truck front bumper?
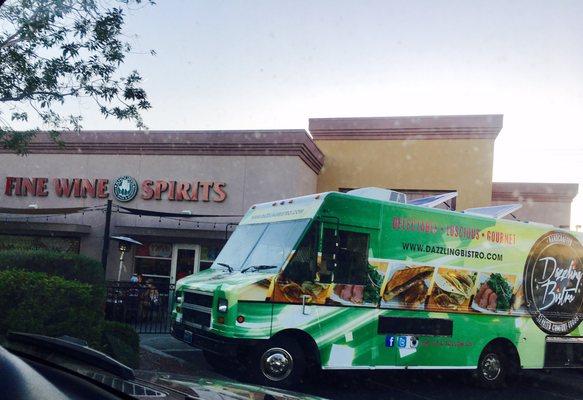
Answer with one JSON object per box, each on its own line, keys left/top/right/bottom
{"left": 171, "top": 322, "right": 262, "bottom": 358}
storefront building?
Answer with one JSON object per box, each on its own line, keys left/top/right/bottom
{"left": 0, "top": 114, "right": 577, "bottom": 284}
{"left": 0, "top": 130, "right": 323, "bottom": 284}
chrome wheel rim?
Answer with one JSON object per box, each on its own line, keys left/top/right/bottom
{"left": 482, "top": 353, "right": 502, "bottom": 381}
{"left": 260, "top": 347, "right": 293, "bottom": 381}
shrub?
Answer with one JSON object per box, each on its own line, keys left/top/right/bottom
{"left": 0, "top": 270, "right": 103, "bottom": 346}
{"left": 0, "top": 249, "right": 103, "bottom": 286}
{"left": 100, "top": 320, "right": 140, "bottom": 369}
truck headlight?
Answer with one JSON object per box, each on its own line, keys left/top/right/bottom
{"left": 217, "top": 298, "right": 228, "bottom": 313}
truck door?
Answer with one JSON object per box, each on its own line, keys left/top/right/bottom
{"left": 271, "top": 222, "right": 323, "bottom": 340}
{"left": 315, "top": 227, "right": 376, "bottom": 369}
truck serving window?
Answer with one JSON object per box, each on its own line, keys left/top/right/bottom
{"left": 333, "top": 230, "right": 369, "bottom": 285}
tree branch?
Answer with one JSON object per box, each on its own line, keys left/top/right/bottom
{"left": 0, "top": 32, "right": 22, "bottom": 49}
{"left": 0, "top": 90, "right": 77, "bottom": 102}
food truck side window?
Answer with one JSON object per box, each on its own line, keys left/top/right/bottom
{"left": 333, "top": 230, "right": 369, "bottom": 285}
{"left": 280, "top": 223, "right": 319, "bottom": 283}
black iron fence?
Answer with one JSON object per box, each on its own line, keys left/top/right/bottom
{"left": 105, "top": 281, "right": 174, "bottom": 333}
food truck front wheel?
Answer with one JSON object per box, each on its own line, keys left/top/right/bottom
{"left": 251, "top": 336, "right": 306, "bottom": 388}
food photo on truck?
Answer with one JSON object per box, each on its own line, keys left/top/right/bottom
{"left": 170, "top": 187, "right": 583, "bottom": 388}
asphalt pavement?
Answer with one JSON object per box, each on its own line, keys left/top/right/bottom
{"left": 139, "top": 334, "right": 583, "bottom": 400}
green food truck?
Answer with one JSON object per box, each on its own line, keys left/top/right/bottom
{"left": 170, "top": 188, "right": 583, "bottom": 388}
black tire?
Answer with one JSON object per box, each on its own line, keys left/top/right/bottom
{"left": 203, "top": 350, "right": 233, "bottom": 373}
{"left": 474, "top": 344, "right": 509, "bottom": 389}
{"left": 250, "top": 336, "right": 306, "bottom": 388}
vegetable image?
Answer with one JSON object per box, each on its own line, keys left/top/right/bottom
{"left": 364, "top": 264, "right": 384, "bottom": 304}
{"left": 474, "top": 273, "right": 513, "bottom": 311}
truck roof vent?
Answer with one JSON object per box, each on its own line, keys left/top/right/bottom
{"left": 408, "top": 192, "right": 458, "bottom": 208}
{"left": 346, "top": 187, "right": 408, "bottom": 203}
{"left": 463, "top": 204, "right": 522, "bottom": 219}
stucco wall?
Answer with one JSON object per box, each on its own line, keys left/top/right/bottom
{"left": 0, "top": 154, "right": 317, "bottom": 212}
{"left": 315, "top": 139, "right": 495, "bottom": 210}
{"left": 0, "top": 153, "right": 318, "bottom": 278}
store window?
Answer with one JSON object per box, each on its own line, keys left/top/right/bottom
{"left": 175, "top": 247, "right": 197, "bottom": 281}
{"left": 199, "top": 245, "right": 220, "bottom": 271}
{"left": 0, "top": 234, "right": 80, "bottom": 253}
{"left": 134, "top": 241, "right": 172, "bottom": 284}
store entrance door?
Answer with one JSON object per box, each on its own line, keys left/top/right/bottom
{"left": 171, "top": 244, "right": 201, "bottom": 284}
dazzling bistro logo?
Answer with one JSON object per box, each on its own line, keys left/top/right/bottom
{"left": 112, "top": 176, "right": 139, "bottom": 202}
{"left": 524, "top": 230, "right": 583, "bottom": 334}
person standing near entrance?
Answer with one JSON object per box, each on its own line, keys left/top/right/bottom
{"left": 141, "top": 279, "right": 161, "bottom": 321}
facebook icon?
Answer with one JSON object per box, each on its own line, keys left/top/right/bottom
{"left": 385, "top": 336, "right": 395, "bottom": 347}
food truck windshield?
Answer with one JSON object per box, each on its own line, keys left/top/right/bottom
{"left": 211, "top": 218, "right": 311, "bottom": 273}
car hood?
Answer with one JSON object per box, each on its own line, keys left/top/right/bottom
{"left": 176, "top": 268, "right": 276, "bottom": 294}
{"left": 136, "top": 370, "right": 325, "bottom": 400}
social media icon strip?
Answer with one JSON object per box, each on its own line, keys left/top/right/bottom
{"left": 386, "top": 335, "right": 419, "bottom": 349}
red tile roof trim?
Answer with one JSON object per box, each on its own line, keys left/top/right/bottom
{"left": 492, "top": 182, "right": 579, "bottom": 203}
{"left": 2, "top": 130, "right": 325, "bottom": 174}
{"left": 309, "top": 114, "right": 503, "bottom": 140}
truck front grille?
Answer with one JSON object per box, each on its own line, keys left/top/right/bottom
{"left": 182, "top": 308, "right": 211, "bottom": 328}
{"left": 183, "top": 291, "right": 213, "bottom": 308}
{"left": 182, "top": 290, "right": 212, "bottom": 328}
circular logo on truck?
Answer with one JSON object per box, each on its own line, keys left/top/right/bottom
{"left": 113, "top": 176, "right": 138, "bottom": 202}
{"left": 524, "top": 230, "right": 583, "bottom": 334}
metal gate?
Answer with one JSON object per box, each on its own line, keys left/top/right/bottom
{"left": 105, "top": 281, "right": 174, "bottom": 333}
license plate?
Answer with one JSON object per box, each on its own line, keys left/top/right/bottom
{"left": 183, "top": 330, "right": 193, "bottom": 343}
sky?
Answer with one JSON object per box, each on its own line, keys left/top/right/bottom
{"left": 34, "top": 0, "right": 583, "bottom": 227}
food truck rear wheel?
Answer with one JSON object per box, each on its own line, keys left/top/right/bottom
{"left": 252, "top": 336, "right": 306, "bottom": 388}
{"left": 474, "top": 344, "right": 509, "bottom": 389}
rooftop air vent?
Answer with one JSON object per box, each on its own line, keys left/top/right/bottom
{"left": 346, "top": 187, "right": 407, "bottom": 203}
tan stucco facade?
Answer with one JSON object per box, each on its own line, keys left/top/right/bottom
{"left": 314, "top": 139, "right": 495, "bottom": 210}
{"left": 310, "top": 115, "right": 501, "bottom": 210}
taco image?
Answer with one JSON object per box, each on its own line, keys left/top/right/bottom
{"left": 430, "top": 269, "right": 476, "bottom": 310}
